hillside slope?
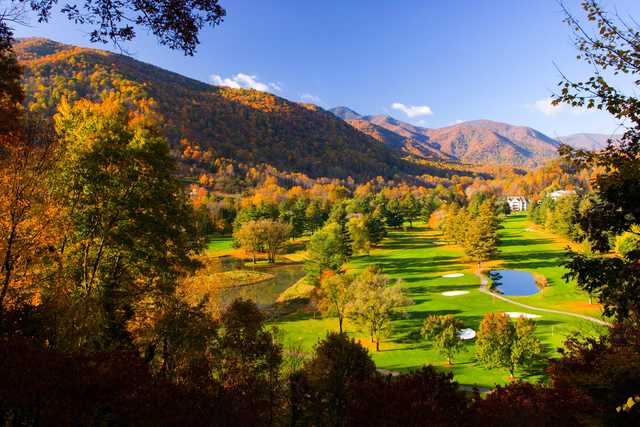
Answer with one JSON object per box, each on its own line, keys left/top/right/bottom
{"left": 558, "top": 133, "right": 619, "bottom": 150}
{"left": 330, "top": 107, "right": 561, "bottom": 167}
{"left": 424, "top": 120, "right": 560, "bottom": 166}
{"left": 15, "top": 38, "right": 419, "bottom": 181}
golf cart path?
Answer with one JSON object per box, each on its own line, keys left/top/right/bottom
{"left": 474, "top": 272, "right": 612, "bottom": 327}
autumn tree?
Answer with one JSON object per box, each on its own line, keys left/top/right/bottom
{"left": 0, "top": 20, "right": 21, "bottom": 134}
{"left": 347, "top": 367, "right": 471, "bottom": 427}
{"left": 444, "top": 198, "right": 502, "bottom": 268}
{"left": 0, "top": 115, "right": 58, "bottom": 316}
{"left": 442, "top": 203, "right": 470, "bottom": 244}
{"left": 347, "top": 214, "right": 370, "bottom": 255}
{"left": 400, "top": 194, "right": 420, "bottom": 228}
{"left": 382, "top": 198, "right": 404, "bottom": 229}
{"left": 262, "top": 219, "right": 291, "bottom": 264}
{"left": 463, "top": 216, "right": 500, "bottom": 269}
{"left": 233, "top": 220, "right": 267, "bottom": 264}
{"left": 302, "top": 332, "right": 376, "bottom": 427}
{"left": 554, "top": 0, "right": 640, "bottom": 322}
{"left": 548, "top": 323, "right": 640, "bottom": 425}
{"left": 615, "top": 228, "right": 640, "bottom": 261}
{"left": 421, "top": 314, "right": 465, "bottom": 365}
{"left": 304, "top": 222, "right": 350, "bottom": 284}
{"left": 318, "top": 273, "right": 355, "bottom": 334}
{"left": 50, "top": 94, "right": 200, "bottom": 350}
{"left": 366, "top": 208, "right": 387, "bottom": 245}
{"left": 471, "top": 382, "right": 592, "bottom": 427}
{"left": 475, "top": 313, "right": 542, "bottom": 378}
{"left": 0, "top": 32, "right": 58, "bottom": 317}
{"left": 234, "top": 218, "right": 291, "bottom": 264}
{"left": 210, "top": 299, "right": 283, "bottom": 424}
{"left": 348, "top": 268, "right": 412, "bottom": 352}
{"left": 138, "top": 296, "right": 219, "bottom": 384}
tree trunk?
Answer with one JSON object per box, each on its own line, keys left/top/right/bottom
{"left": 338, "top": 316, "right": 343, "bottom": 334}
{"left": 375, "top": 338, "right": 380, "bottom": 352}
{"left": 0, "top": 224, "right": 17, "bottom": 314}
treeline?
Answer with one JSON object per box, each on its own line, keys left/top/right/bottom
{"left": 529, "top": 192, "right": 640, "bottom": 260}
{"left": 209, "top": 178, "right": 460, "bottom": 240}
{"left": 529, "top": 193, "right": 584, "bottom": 241}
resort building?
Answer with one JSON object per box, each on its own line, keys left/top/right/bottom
{"left": 506, "top": 196, "right": 529, "bottom": 212}
{"left": 548, "top": 189, "right": 576, "bottom": 201}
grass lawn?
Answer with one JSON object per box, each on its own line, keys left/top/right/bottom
{"left": 497, "top": 217, "right": 602, "bottom": 317}
{"left": 205, "top": 235, "right": 234, "bottom": 254}
{"left": 274, "top": 214, "right": 607, "bottom": 389}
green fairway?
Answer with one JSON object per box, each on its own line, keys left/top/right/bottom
{"left": 274, "top": 214, "right": 606, "bottom": 389}
{"left": 205, "top": 235, "right": 234, "bottom": 253}
{"left": 498, "top": 216, "right": 601, "bottom": 317}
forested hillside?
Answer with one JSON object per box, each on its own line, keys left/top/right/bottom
{"left": 331, "top": 106, "right": 561, "bottom": 167}
{"left": 15, "top": 38, "right": 422, "bottom": 181}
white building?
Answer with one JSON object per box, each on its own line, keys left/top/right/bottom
{"left": 548, "top": 189, "right": 576, "bottom": 201}
{"left": 506, "top": 196, "right": 529, "bottom": 212}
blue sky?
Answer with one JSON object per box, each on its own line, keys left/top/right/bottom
{"left": 13, "top": 0, "right": 640, "bottom": 136}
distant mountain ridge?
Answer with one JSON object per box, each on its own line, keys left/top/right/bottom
{"left": 330, "top": 107, "right": 612, "bottom": 167}
{"left": 557, "top": 133, "right": 619, "bottom": 150}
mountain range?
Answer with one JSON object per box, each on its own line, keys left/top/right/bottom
{"left": 329, "top": 107, "right": 614, "bottom": 167}
{"left": 14, "top": 38, "right": 614, "bottom": 182}
{"left": 557, "top": 133, "right": 619, "bottom": 150}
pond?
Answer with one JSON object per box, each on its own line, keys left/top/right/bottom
{"left": 489, "top": 269, "right": 539, "bottom": 296}
{"left": 182, "top": 256, "right": 307, "bottom": 315}
{"left": 217, "top": 263, "right": 306, "bottom": 308}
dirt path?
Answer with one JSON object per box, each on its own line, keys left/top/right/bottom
{"left": 475, "top": 272, "right": 612, "bottom": 327}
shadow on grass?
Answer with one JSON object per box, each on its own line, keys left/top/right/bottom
{"left": 498, "top": 238, "right": 554, "bottom": 247}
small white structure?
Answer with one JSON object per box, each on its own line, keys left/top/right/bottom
{"left": 506, "top": 196, "right": 529, "bottom": 212}
{"left": 548, "top": 189, "right": 576, "bottom": 201}
{"left": 458, "top": 328, "right": 476, "bottom": 340}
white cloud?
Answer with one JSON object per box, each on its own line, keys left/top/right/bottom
{"left": 391, "top": 102, "right": 433, "bottom": 118}
{"left": 451, "top": 119, "right": 464, "bottom": 125}
{"left": 210, "top": 73, "right": 281, "bottom": 92}
{"left": 300, "top": 93, "right": 322, "bottom": 103}
{"left": 530, "top": 97, "right": 588, "bottom": 116}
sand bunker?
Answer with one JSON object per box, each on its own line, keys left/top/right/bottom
{"left": 442, "top": 290, "right": 469, "bottom": 296}
{"left": 442, "top": 273, "right": 464, "bottom": 278}
{"left": 458, "top": 328, "right": 476, "bottom": 340}
{"left": 505, "top": 312, "right": 541, "bottom": 319}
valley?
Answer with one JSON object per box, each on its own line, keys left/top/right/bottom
{"left": 201, "top": 215, "right": 606, "bottom": 389}
{"left": 3, "top": 1, "right": 639, "bottom": 421}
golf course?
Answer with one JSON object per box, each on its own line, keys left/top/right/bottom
{"left": 273, "top": 214, "right": 608, "bottom": 389}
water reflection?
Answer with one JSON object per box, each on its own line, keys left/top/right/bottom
{"left": 489, "top": 269, "right": 539, "bottom": 296}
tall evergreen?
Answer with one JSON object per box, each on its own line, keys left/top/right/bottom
{"left": 329, "top": 202, "right": 353, "bottom": 259}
